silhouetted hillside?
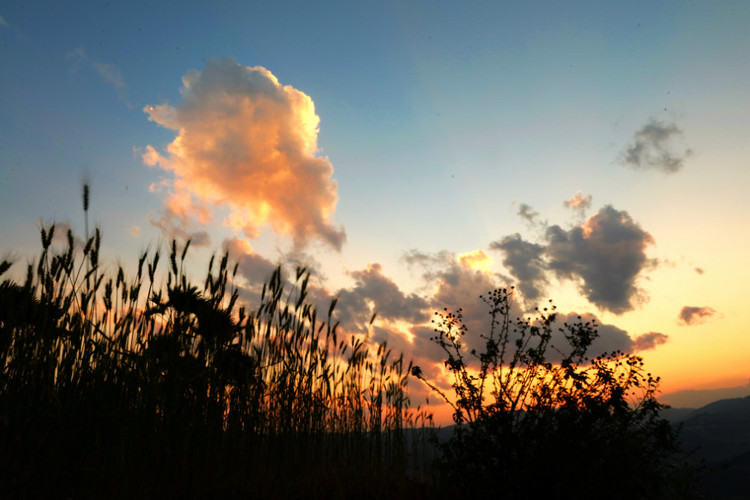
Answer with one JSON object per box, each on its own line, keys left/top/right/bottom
{"left": 665, "top": 395, "right": 750, "bottom": 499}
{"left": 677, "top": 395, "right": 750, "bottom": 463}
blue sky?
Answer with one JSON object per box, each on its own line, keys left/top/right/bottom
{"left": 2, "top": 1, "right": 749, "bottom": 411}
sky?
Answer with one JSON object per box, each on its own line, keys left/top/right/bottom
{"left": 1, "top": 1, "right": 749, "bottom": 417}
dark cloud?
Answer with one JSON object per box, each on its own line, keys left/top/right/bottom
{"left": 517, "top": 203, "right": 540, "bottom": 224}
{"left": 401, "top": 249, "right": 455, "bottom": 281}
{"left": 425, "top": 257, "right": 529, "bottom": 364}
{"left": 618, "top": 119, "right": 692, "bottom": 173}
{"left": 279, "top": 249, "right": 325, "bottom": 282}
{"left": 335, "top": 263, "right": 430, "bottom": 333}
{"left": 678, "top": 306, "right": 717, "bottom": 326}
{"left": 412, "top": 298, "right": 642, "bottom": 370}
{"left": 399, "top": 250, "right": 511, "bottom": 367}
{"left": 489, "top": 234, "right": 547, "bottom": 304}
{"left": 221, "top": 238, "right": 278, "bottom": 308}
{"left": 387, "top": 249, "right": 651, "bottom": 391}
{"left": 632, "top": 332, "right": 669, "bottom": 351}
{"left": 223, "top": 238, "right": 277, "bottom": 285}
{"left": 545, "top": 205, "right": 654, "bottom": 314}
{"left": 401, "top": 249, "right": 434, "bottom": 268}
{"left": 549, "top": 312, "right": 635, "bottom": 361}
{"left": 334, "top": 288, "right": 371, "bottom": 332}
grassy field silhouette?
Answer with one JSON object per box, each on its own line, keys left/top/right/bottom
{"left": 0, "top": 186, "right": 701, "bottom": 499}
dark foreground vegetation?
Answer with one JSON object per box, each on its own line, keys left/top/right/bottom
{"left": 1, "top": 189, "right": 702, "bottom": 499}
{"left": 413, "top": 291, "right": 701, "bottom": 499}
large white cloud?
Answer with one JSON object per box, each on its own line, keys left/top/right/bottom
{"left": 143, "top": 57, "right": 345, "bottom": 250}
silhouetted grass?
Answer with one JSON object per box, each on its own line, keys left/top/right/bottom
{"left": 0, "top": 188, "right": 435, "bottom": 499}
{"left": 1, "top": 186, "right": 706, "bottom": 499}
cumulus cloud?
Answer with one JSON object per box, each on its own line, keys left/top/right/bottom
{"left": 403, "top": 251, "right": 518, "bottom": 362}
{"left": 67, "top": 47, "right": 130, "bottom": 106}
{"left": 279, "top": 249, "right": 325, "bottom": 281}
{"left": 336, "top": 263, "right": 430, "bottom": 332}
{"left": 632, "top": 332, "right": 669, "bottom": 351}
{"left": 402, "top": 249, "right": 453, "bottom": 271}
{"left": 129, "top": 225, "right": 141, "bottom": 238}
{"left": 404, "top": 251, "right": 645, "bottom": 368}
{"left": 220, "top": 238, "right": 279, "bottom": 309}
{"left": 489, "top": 234, "right": 547, "bottom": 304}
{"left": 142, "top": 57, "right": 345, "bottom": 250}
{"left": 678, "top": 306, "right": 717, "bottom": 326}
{"left": 563, "top": 191, "right": 592, "bottom": 216}
{"left": 545, "top": 205, "right": 654, "bottom": 314}
{"left": 549, "top": 312, "right": 635, "bottom": 360}
{"left": 224, "top": 238, "right": 277, "bottom": 285}
{"left": 491, "top": 204, "right": 656, "bottom": 314}
{"left": 618, "top": 119, "right": 692, "bottom": 173}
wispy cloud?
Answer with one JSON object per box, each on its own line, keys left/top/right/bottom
{"left": 516, "top": 202, "right": 541, "bottom": 225}
{"left": 0, "top": 15, "right": 9, "bottom": 27}
{"left": 678, "top": 306, "right": 717, "bottom": 326}
{"left": 66, "top": 47, "right": 130, "bottom": 107}
{"left": 618, "top": 119, "right": 692, "bottom": 173}
{"left": 143, "top": 58, "right": 345, "bottom": 250}
{"left": 563, "top": 191, "right": 592, "bottom": 216}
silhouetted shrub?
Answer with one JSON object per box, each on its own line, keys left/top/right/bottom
{"left": 413, "top": 288, "right": 700, "bottom": 500}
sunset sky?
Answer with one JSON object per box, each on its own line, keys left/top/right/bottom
{"left": 1, "top": 1, "right": 749, "bottom": 415}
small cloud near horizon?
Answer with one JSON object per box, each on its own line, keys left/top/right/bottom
{"left": 678, "top": 306, "right": 717, "bottom": 326}
{"left": 618, "top": 119, "right": 692, "bottom": 173}
{"left": 632, "top": 332, "right": 669, "bottom": 351}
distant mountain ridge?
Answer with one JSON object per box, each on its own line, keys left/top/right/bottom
{"left": 664, "top": 395, "right": 750, "bottom": 499}
{"left": 659, "top": 385, "right": 750, "bottom": 409}
{"left": 671, "top": 395, "right": 750, "bottom": 462}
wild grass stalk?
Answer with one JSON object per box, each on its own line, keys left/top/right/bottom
{"left": 0, "top": 189, "right": 436, "bottom": 499}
